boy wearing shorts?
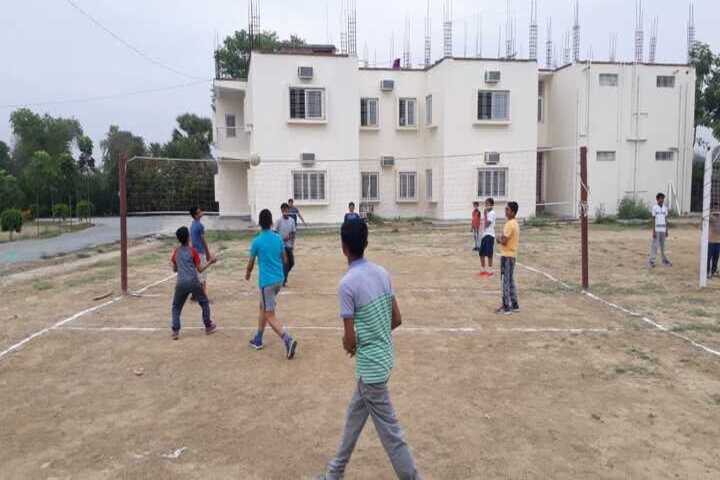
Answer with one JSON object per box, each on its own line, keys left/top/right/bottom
{"left": 275, "top": 203, "right": 297, "bottom": 287}
{"left": 496, "top": 201, "right": 520, "bottom": 315}
{"left": 170, "top": 226, "right": 217, "bottom": 340}
{"left": 471, "top": 201, "right": 482, "bottom": 252}
{"left": 479, "top": 197, "right": 496, "bottom": 277}
{"left": 317, "top": 220, "right": 421, "bottom": 480}
{"left": 246, "top": 208, "right": 298, "bottom": 359}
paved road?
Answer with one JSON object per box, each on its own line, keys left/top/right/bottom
{"left": 0, "top": 216, "right": 250, "bottom": 267}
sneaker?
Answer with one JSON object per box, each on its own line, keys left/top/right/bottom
{"left": 495, "top": 307, "right": 512, "bottom": 315}
{"left": 663, "top": 260, "right": 673, "bottom": 267}
{"left": 286, "top": 337, "right": 298, "bottom": 360}
{"left": 648, "top": 262, "right": 656, "bottom": 269}
{"left": 477, "top": 271, "right": 488, "bottom": 277}
{"left": 249, "top": 337, "right": 264, "bottom": 350}
{"left": 205, "top": 323, "right": 217, "bottom": 335}
{"left": 486, "top": 271, "right": 495, "bottom": 278}
{"left": 512, "top": 305, "right": 520, "bottom": 312}
{"left": 172, "top": 330, "right": 179, "bottom": 340}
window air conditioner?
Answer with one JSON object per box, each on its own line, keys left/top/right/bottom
{"left": 380, "top": 156, "right": 395, "bottom": 168}
{"left": 380, "top": 79, "right": 395, "bottom": 91}
{"left": 485, "top": 71, "right": 501, "bottom": 84}
{"left": 300, "top": 152, "right": 316, "bottom": 167}
{"left": 484, "top": 152, "right": 500, "bottom": 165}
{"left": 298, "top": 66, "right": 314, "bottom": 80}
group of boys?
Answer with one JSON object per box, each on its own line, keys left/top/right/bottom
{"left": 471, "top": 198, "right": 521, "bottom": 315}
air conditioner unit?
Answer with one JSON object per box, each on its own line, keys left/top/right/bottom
{"left": 380, "top": 156, "right": 395, "bottom": 168}
{"left": 484, "top": 152, "right": 500, "bottom": 165}
{"left": 380, "top": 79, "right": 395, "bottom": 91}
{"left": 298, "top": 66, "right": 314, "bottom": 80}
{"left": 485, "top": 71, "right": 501, "bottom": 83}
{"left": 300, "top": 152, "right": 316, "bottom": 167}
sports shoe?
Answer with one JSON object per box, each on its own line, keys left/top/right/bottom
{"left": 285, "top": 337, "right": 298, "bottom": 360}
{"left": 486, "top": 271, "right": 495, "bottom": 278}
{"left": 512, "top": 305, "right": 520, "bottom": 312}
{"left": 495, "top": 307, "right": 512, "bottom": 315}
{"left": 172, "top": 330, "right": 179, "bottom": 340}
{"left": 477, "top": 271, "right": 488, "bottom": 277}
{"left": 648, "top": 262, "right": 656, "bottom": 269}
{"left": 663, "top": 260, "right": 673, "bottom": 267}
{"left": 249, "top": 336, "right": 264, "bottom": 350}
{"left": 205, "top": 323, "right": 217, "bottom": 335}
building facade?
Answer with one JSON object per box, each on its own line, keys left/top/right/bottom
{"left": 213, "top": 48, "right": 695, "bottom": 223}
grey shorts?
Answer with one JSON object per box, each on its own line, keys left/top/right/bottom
{"left": 260, "top": 283, "right": 282, "bottom": 312}
{"left": 198, "top": 254, "right": 208, "bottom": 282}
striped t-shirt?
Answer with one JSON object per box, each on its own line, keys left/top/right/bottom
{"left": 338, "top": 258, "right": 395, "bottom": 384}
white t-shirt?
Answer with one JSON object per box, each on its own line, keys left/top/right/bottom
{"left": 483, "top": 210, "right": 497, "bottom": 237}
{"left": 652, "top": 204, "right": 668, "bottom": 233}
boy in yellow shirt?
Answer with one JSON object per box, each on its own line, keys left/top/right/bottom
{"left": 496, "top": 202, "right": 520, "bottom": 315}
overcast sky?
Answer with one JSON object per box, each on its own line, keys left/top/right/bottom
{"left": 1, "top": 0, "right": 719, "bottom": 157}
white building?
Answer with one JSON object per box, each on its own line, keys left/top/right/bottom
{"left": 213, "top": 46, "right": 695, "bottom": 223}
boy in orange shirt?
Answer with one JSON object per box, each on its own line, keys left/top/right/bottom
{"left": 471, "top": 201, "right": 482, "bottom": 252}
{"left": 496, "top": 202, "right": 520, "bottom": 315}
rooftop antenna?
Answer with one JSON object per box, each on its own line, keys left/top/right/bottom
{"left": 325, "top": 2, "right": 330, "bottom": 44}
{"left": 443, "top": 0, "right": 453, "bottom": 57}
{"left": 545, "top": 17, "right": 553, "bottom": 68}
{"left": 648, "top": 16, "right": 658, "bottom": 63}
{"left": 687, "top": 1, "right": 695, "bottom": 62}
{"left": 248, "top": 0, "right": 260, "bottom": 58}
{"left": 563, "top": 30, "right": 571, "bottom": 64}
{"left": 505, "top": 0, "right": 513, "bottom": 58}
{"left": 475, "top": 13, "right": 482, "bottom": 58}
{"left": 529, "top": 0, "right": 538, "bottom": 61}
{"left": 497, "top": 25, "right": 502, "bottom": 59}
{"left": 572, "top": 0, "right": 580, "bottom": 62}
{"left": 634, "top": 0, "right": 644, "bottom": 63}
{"left": 373, "top": 49, "right": 377, "bottom": 67}
{"left": 464, "top": 20, "right": 469, "bottom": 57}
{"left": 424, "top": 0, "right": 432, "bottom": 67}
{"left": 363, "top": 42, "right": 369, "bottom": 67}
{"left": 609, "top": 33, "right": 617, "bottom": 62}
{"left": 348, "top": 0, "right": 357, "bottom": 57}
{"left": 339, "top": 0, "right": 348, "bottom": 54}
{"left": 390, "top": 32, "right": 395, "bottom": 66}
{"left": 403, "top": 14, "right": 412, "bottom": 68}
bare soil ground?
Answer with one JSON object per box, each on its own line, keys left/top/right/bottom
{"left": 1, "top": 223, "right": 719, "bottom": 479}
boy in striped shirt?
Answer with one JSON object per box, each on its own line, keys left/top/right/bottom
{"left": 317, "top": 220, "right": 421, "bottom": 480}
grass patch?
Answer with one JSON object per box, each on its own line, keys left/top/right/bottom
{"left": 614, "top": 364, "right": 654, "bottom": 376}
{"left": 626, "top": 347, "right": 657, "bottom": 363}
{"left": 76, "top": 252, "right": 92, "bottom": 259}
{"left": 32, "top": 280, "right": 53, "bottom": 291}
{"left": 670, "top": 323, "right": 720, "bottom": 333}
{"left": 688, "top": 308, "right": 711, "bottom": 318}
{"left": 205, "top": 230, "right": 255, "bottom": 242}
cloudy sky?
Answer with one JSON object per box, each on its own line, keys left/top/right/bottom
{"left": 1, "top": 0, "right": 718, "bottom": 157}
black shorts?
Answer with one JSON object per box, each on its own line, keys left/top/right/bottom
{"left": 479, "top": 235, "right": 495, "bottom": 257}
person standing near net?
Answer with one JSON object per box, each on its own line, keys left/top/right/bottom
{"left": 344, "top": 202, "right": 361, "bottom": 223}
{"left": 190, "top": 206, "right": 213, "bottom": 300}
{"left": 479, "top": 197, "right": 497, "bottom": 278}
{"left": 471, "top": 201, "right": 482, "bottom": 252}
{"left": 496, "top": 202, "right": 520, "bottom": 315}
{"left": 275, "top": 203, "right": 297, "bottom": 287}
{"left": 246, "top": 209, "right": 298, "bottom": 359}
{"left": 287, "top": 198, "right": 306, "bottom": 226}
{"left": 708, "top": 209, "right": 720, "bottom": 279}
{"left": 316, "top": 219, "right": 421, "bottom": 480}
{"left": 648, "top": 193, "right": 672, "bottom": 268}
{"left": 170, "top": 226, "right": 217, "bottom": 340}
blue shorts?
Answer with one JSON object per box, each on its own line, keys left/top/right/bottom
{"left": 260, "top": 283, "right": 282, "bottom": 312}
{"left": 479, "top": 235, "right": 495, "bottom": 257}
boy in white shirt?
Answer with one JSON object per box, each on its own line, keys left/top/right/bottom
{"left": 648, "top": 193, "right": 672, "bottom": 268}
{"left": 479, "top": 197, "right": 497, "bottom": 277}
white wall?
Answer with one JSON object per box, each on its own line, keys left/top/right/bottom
{"left": 214, "top": 162, "right": 249, "bottom": 216}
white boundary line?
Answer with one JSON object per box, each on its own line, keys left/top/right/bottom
{"left": 0, "top": 274, "right": 176, "bottom": 362}
{"left": 517, "top": 261, "right": 720, "bottom": 358}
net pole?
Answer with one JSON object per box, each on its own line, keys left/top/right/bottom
{"left": 119, "top": 153, "right": 129, "bottom": 295}
{"left": 699, "top": 148, "right": 713, "bottom": 288}
{"left": 580, "top": 146, "right": 589, "bottom": 290}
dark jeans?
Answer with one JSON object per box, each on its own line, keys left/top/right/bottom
{"left": 709, "top": 242, "right": 720, "bottom": 275}
{"left": 501, "top": 256, "right": 519, "bottom": 311}
{"left": 172, "top": 282, "right": 211, "bottom": 332}
{"left": 284, "top": 247, "right": 295, "bottom": 284}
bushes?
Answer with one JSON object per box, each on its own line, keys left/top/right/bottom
{"left": 594, "top": 204, "right": 617, "bottom": 224}
{"left": 52, "top": 203, "right": 71, "bottom": 222}
{"left": 617, "top": 197, "right": 651, "bottom": 220}
{"left": 1, "top": 208, "right": 23, "bottom": 239}
{"left": 76, "top": 200, "right": 94, "bottom": 221}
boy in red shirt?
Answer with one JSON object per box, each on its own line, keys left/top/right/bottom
{"left": 471, "top": 201, "right": 482, "bottom": 252}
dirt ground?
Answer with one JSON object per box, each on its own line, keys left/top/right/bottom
{"left": 1, "top": 222, "right": 719, "bottom": 479}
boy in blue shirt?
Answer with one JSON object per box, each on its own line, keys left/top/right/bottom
{"left": 344, "top": 202, "right": 362, "bottom": 223}
{"left": 190, "top": 206, "right": 213, "bottom": 300}
{"left": 245, "top": 209, "right": 298, "bottom": 359}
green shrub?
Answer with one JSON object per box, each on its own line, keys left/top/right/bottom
{"left": 52, "top": 203, "right": 71, "bottom": 222}
{"left": 524, "top": 215, "right": 552, "bottom": 227}
{"left": 594, "top": 204, "right": 617, "bottom": 224}
{"left": 1, "top": 208, "right": 23, "bottom": 239}
{"left": 617, "top": 197, "right": 651, "bottom": 220}
{"left": 76, "top": 200, "right": 94, "bottom": 221}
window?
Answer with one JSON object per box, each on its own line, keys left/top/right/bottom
{"left": 477, "top": 168, "right": 508, "bottom": 198}
{"left": 361, "top": 172, "right": 379, "bottom": 201}
{"left": 398, "top": 98, "right": 417, "bottom": 127}
{"left": 425, "top": 95, "right": 433, "bottom": 126}
{"left": 655, "top": 151, "right": 674, "bottom": 161}
{"left": 398, "top": 172, "right": 417, "bottom": 201}
{"left": 656, "top": 76, "right": 675, "bottom": 88}
{"left": 426, "top": 169, "right": 433, "bottom": 200}
{"left": 477, "top": 91, "right": 510, "bottom": 121}
{"left": 289, "top": 87, "right": 325, "bottom": 120}
{"left": 292, "top": 171, "right": 326, "bottom": 201}
{"left": 596, "top": 151, "right": 616, "bottom": 162}
{"left": 360, "top": 98, "right": 378, "bottom": 127}
{"left": 599, "top": 73, "right": 619, "bottom": 86}
{"left": 225, "top": 113, "right": 236, "bottom": 138}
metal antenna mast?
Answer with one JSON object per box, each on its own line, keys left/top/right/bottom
{"left": 403, "top": 14, "right": 411, "bottom": 68}
{"left": 339, "top": 0, "right": 348, "bottom": 54}
{"left": 529, "top": 0, "right": 538, "bottom": 61}
{"left": 563, "top": 30, "right": 571, "bottom": 65}
{"left": 348, "top": 0, "right": 357, "bottom": 57}
{"left": 443, "top": 0, "right": 453, "bottom": 57}
{"left": 634, "top": 0, "right": 644, "bottom": 63}
{"left": 505, "top": 0, "right": 513, "bottom": 58}
{"left": 609, "top": 33, "right": 617, "bottom": 62}
{"left": 363, "top": 42, "right": 369, "bottom": 67}
{"left": 475, "top": 13, "right": 482, "bottom": 58}
{"left": 545, "top": 17, "right": 553, "bottom": 69}
{"left": 648, "top": 16, "right": 658, "bottom": 63}
{"left": 572, "top": 0, "right": 580, "bottom": 62}
{"left": 248, "top": 0, "right": 260, "bottom": 58}
{"left": 497, "top": 25, "right": 502, "bottom": 59}
{"left": 687, "top": 1, "right": 695, "bottom": 62}
{"left": 425, "top": 0, "right": 432, "bottom": 67}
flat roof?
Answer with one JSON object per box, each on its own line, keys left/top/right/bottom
{"left": 360, "top": 55, "right": 537, "bottom": 73}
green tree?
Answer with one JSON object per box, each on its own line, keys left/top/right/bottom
{"left": 100, "top": 125, "right": 146, "bottom": 212}
{"left": 214, "top": 30, "right": 306, "bottom": 79}
{"left": 691, "top": 43, "right": 720, "bottom": 142}
{"left": 0, "top": 169, "right": 25, "bottom": 212}
{"left": 76, "top": 200, "right": 94, "bottom": 221}
{"left": 52, "top": 203, "right": 70, "bottom": 223}
{"left": 1, "top": 209, "right": 23, "bottom": 240}
{"left": 22, "top": 150, "right": 57, "bottom": 217}
{"left": 0, "top": 141, "right": 10, "bottom": 173}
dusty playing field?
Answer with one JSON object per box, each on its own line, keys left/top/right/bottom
{"left": 1, "top": 222, "right": 719, "bottom": 479}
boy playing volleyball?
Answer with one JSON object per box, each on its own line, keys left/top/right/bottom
{"left": 246, "top": 209, "right": 298, "bottom": 359}
{"left": 479, "top": 197, "right": 497, "bottom": 277}
{"left": 496, "top": 201, "right": 520, "bottom": 315}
